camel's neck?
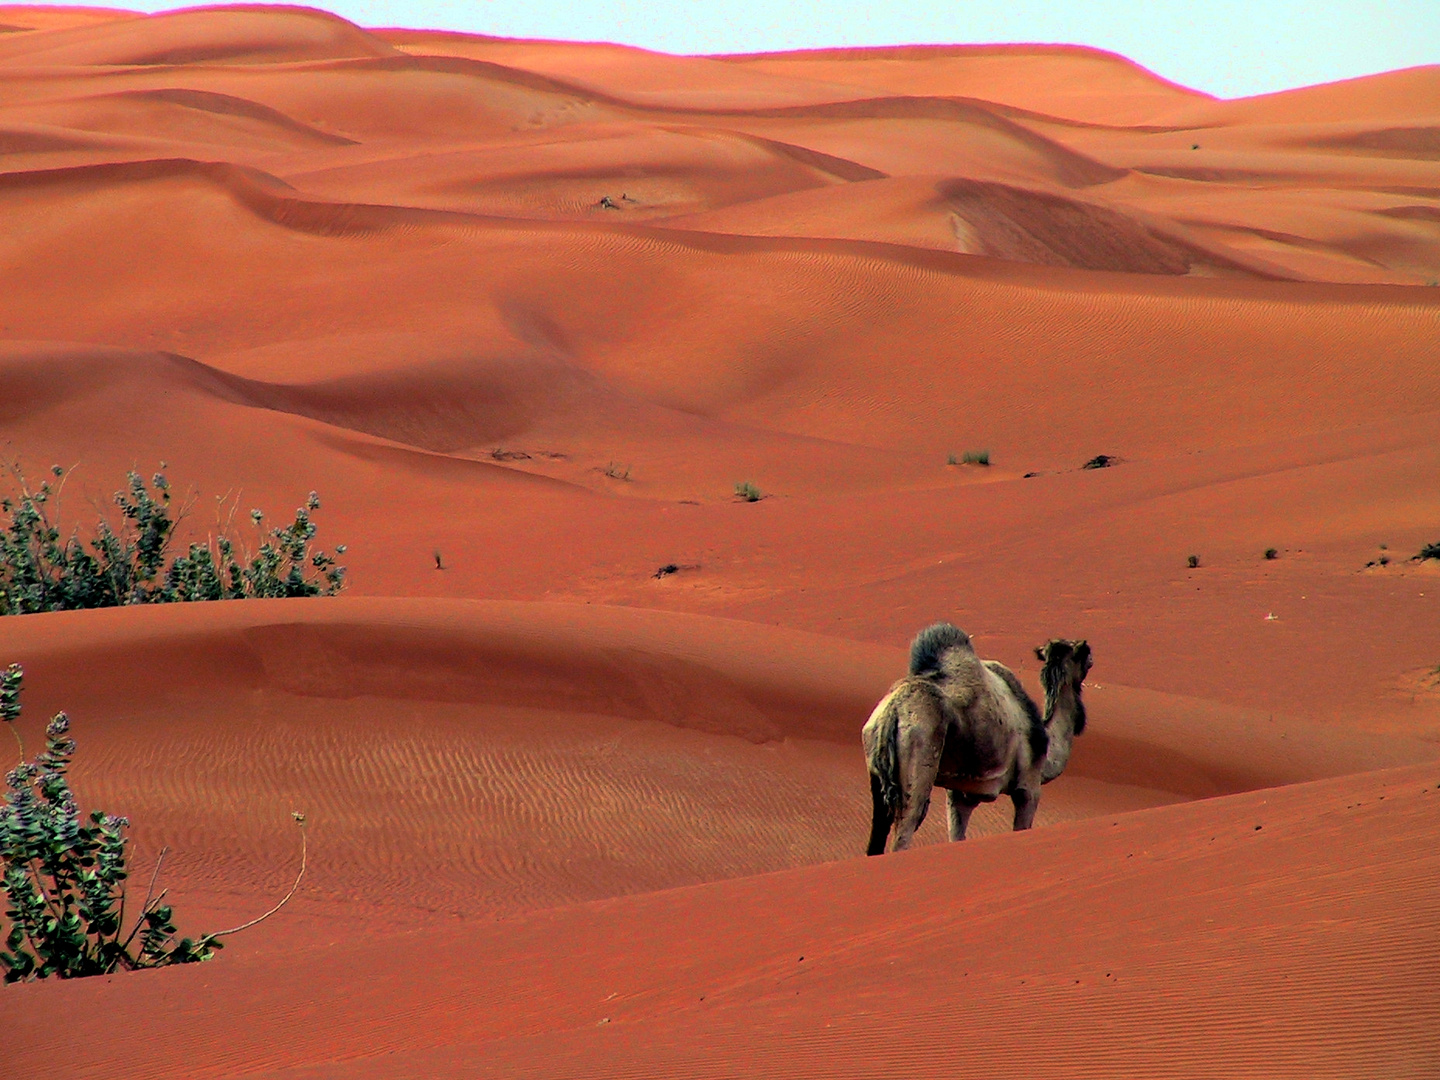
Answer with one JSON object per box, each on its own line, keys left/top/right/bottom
{"left": 1040, "top": 682, "right": 1084, "bottom": 783}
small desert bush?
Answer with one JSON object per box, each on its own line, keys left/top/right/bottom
{"left": 0, "top": 666, "right": 305, "bottom": 981}
{"left": 1187, "top": 554, "right": 1200, "bottom": 568}
{"left": 960, "top": 450, "right": 990, "bottom": 466}
{"left": 1264, "top": 548, "right": 1278, "bottom": 560}
{"left": 0, "top": 464, "right": 345, "bottom": 615}
{"left": 734, "top": 481, "right": 762, "bottom": 502}
{"left": 1415, "top": 540, "right": 1440, "bottom": 562}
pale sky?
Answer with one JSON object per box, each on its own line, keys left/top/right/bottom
{"left": 61, "top": 1, "right": 1440, "bottom": 98}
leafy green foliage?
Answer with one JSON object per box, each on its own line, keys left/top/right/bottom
{"left": 734, "top": 481, "right": 762, "bottom": 502}
{"left": 960, "top": 449, "right": 990, "bottom": 466}
{"left": 0, "top": 666, "right": 305, "bottom": 981}
{"left": 0, "top": 465, "right": 346, "bottom": 615}
{"left": 0, "top": 676, "right": 214, "bottom": 980}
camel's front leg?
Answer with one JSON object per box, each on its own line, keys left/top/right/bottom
{"left": 1011, "top": 786, "right": 1040, "bottom": 831}
{"left": 947, "top": 790, "right": 981, "bottom": 841}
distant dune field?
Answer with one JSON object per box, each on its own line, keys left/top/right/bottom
{"left": 0, "top": 6, "right": 1437, "bottom": 1077}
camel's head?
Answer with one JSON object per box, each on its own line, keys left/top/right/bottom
{"left": 1034, "top": 639, "right": 1092, "bottom": 733}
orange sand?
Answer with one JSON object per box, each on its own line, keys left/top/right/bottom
{"left": 0, "top": 6, "right": 1437, "bottom": 1076}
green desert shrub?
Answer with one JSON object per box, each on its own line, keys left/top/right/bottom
{"left": 0, "top": 665, "right": 305, "bottom": 981}
{"left": 1415, "top": 540, "right": 1440, "bottom": 562}
{"left": 734, "top": 481, "right": 762, "bottom": 502}
{"left": 1187, "top": 554, "right": 1200, "bottom": 568}
{"left": 0, "top": 464, "right": 345, "bottom": 615}
{"left": 960, "top": 449, "right": 990, "bottom": 466}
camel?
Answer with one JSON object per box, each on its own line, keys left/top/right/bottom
{"left": 862, "top": 624, "right": 1091, "bottom": 855}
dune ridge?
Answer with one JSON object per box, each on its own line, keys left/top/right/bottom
{"left": 8, "top": 758, "right": 1439, "bottom": 1078}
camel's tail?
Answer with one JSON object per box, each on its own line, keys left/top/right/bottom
{"left": 864, "top": 697, "right": 902, "bottom": 856}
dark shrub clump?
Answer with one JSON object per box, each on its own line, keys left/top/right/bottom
{"left": 0, "top": 665, "right": 305, "bottom": 981}
{"left": 0, "top": 465, "right": 345, "bottom": 615}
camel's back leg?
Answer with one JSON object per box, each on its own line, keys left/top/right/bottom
{"left": 1011, "top": 785, "right": 1040, "bottom": 831}
{"left": 866, "top": 773, "right": 894, "bottom": 856}
{"left": 947, "top": 790, "right": 982, "bottom": 841}
{"left": 891, "top": 712, "right": 944, "bottom": 851}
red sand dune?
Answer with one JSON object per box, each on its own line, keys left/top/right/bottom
{"left": 0, "top": 6, "right": 1437, "bottom": 1075}
{"left": 11, "top": 757, "right": 1440, "bottom": 1078}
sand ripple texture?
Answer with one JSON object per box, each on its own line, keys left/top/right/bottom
{"left": 9, "top": 759, "right": 1440, "bottom": 1079}
{"left": 0, "top": 596, "right": 1430, "bottom": 934}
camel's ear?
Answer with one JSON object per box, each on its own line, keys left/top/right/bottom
{"left": 1075, "top": 640, "right": 1092, "bottom": 671}
{"left": 1034, "top": 644, "right": 1047, "bottom": 662}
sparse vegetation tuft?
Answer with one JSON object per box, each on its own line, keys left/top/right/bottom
{"left": 603, "top": 462, "right": 632, "bottom": 481}
{"left": 0, "top": 666, "right": 305, "bottom": 981}
{"left": 734, "top": 481, "right": 762, "bottom": 502}
{"left": 1082, "top": 455, "right": 1116, "bottom": 470}
{"left": 1187, "top": 554, "right": 1200, "bottom": 568}
{"left": 1264, "top": 548, "right": 1278, "bottom": 560}
{"left": 960, "top": 450, "right": 990, "bottom": 466}
{"left": 946, "top": 453, "right": 958, "bottom": 466}
{"left": 0, "top": 464, "right": 345, "bottom": 615}
{"left": 1415, "top": 540, "right": 1440, "bottom": 562}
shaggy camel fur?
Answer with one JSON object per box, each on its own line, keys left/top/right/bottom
{"left": 862, "top": 625, "right": 1091, "bottom": 854}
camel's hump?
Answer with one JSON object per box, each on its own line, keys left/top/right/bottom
{"left": 909, "top": 622, "right": 971, "bottom": 676}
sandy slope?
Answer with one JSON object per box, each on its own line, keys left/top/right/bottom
{"left": 9, "top": 760, "right": 1440, "bottom": 1078}
{"left": 0, "top": 6, "right": 1437, "bottom": 1076}
{"left": 0, "top": 597, "right": 1425, "bottom": 939}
